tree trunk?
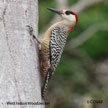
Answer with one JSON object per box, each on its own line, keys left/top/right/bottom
{"left": 0, "top": 0, "right": 44, "bottom": 108}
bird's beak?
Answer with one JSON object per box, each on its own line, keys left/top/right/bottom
{"left": 47, "top": 8, "right": 63, "bottom": 15}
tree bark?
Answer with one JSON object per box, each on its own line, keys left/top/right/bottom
{"left": 0, "top": 0, "right": 44, "bottom": 108}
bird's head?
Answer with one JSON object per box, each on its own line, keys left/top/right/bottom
{"left": 47, "top": 8, "right": 78, "bottom": 26}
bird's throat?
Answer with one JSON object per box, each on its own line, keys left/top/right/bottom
{"left": 68, "top": 26, "right": 75, "bottom": 33}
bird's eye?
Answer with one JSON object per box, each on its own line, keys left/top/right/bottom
{"left": 65, "top": 11, "right": 74, "bottom": 15}
{"left": 65, "top": 11, "right": 70, "bottom": 15}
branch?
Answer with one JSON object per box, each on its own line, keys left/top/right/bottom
{"left": 56, "top": 0, "right": 68, "bottom": 9}
{"left": 95, "top": 59, "right": 108, "bottom": 88}
{"left": 71, "top": 0, "right": 104, "bottom": 13}
{"left": 68, "top": 23, "right": 108, "bottom": 48}
{"left": 39, "top": 0, "right": 104, "bottom": 36}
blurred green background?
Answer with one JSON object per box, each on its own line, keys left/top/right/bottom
{"left": 39, "top": 0, "right": 108, "bottom": 108}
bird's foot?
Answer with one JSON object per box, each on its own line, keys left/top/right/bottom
{"left": 26, "top": 25, "right": 41, "bottom": 47}
{"left": 26, "top": 25, "right": 35, "bottom": 37}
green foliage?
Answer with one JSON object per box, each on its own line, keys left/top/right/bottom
{"left": 39, "top": 1, "right": 108, "bottom": 107}
{"left": 39, "top": 0, "right": 108, "bottom": 81}
{"left": 68, "top": 0, "right": 79, "bottom": 6}
{"left": 80, "top": 31, "right": 108, "bottom": 59}
{"left": 39, "top": 0, "right": 56, "bottom": 32}
{"left": 68, "top": 3, "right": 108, "bottom": 59}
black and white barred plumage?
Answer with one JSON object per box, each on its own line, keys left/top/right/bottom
{"left": 50, "top": 27, "right": 67, "bottom": 73}
{"left": 42, "top": 27, "right": 67, "bottom": 97}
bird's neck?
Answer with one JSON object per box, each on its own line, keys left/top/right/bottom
{"left": 59, "top": 20, "right": 76, "bottom": 33}
{"left": 42, "top": 20, "right": 75, "bottom": 40}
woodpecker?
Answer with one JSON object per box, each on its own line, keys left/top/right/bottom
{"left": 28, "top": 8, "right": 78, "bottom": 98}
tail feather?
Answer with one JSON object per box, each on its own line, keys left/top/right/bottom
{"left": 41, "top": 70, "right": 52, "bottom": 98}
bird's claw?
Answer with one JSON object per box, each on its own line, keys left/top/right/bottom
{"left": 26, "top": 25, "right": 34, "bottom": 36}
{"left": 26, "top": 25, "right": 41, "bottom": 45}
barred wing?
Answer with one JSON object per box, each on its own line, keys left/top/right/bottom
{"left": 42, "top": 27, "right": 67, "bottom": 97}
{"left": 50, "top": 27, "right": 67, "bottom": 74}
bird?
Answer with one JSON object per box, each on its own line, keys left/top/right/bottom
{"left": 27, "top": 8, "right": 78, "bottom": 98}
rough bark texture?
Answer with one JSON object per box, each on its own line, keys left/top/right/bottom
{"left": 0, "top": 0, "right": 44, "bottom": 108}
